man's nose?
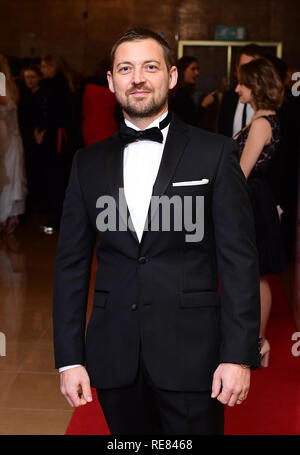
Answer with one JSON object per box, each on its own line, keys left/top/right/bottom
{"left": 131, "top": 68, "right": 146, "bottom": 85}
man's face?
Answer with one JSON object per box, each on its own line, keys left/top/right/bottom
{"left": 107, "top": 38, "right": 177, "bottom": 119}
{"left": 239, "top": 53, "right": 255, "bottom": 68}
{"left": 235, "top": 53, "right": 257, "bottom": 105}
{"left": 24, "top": 70, "right": 41, "bottom": 91}
{"left": 236, "top": 53, "right": 256, "bottom": 80}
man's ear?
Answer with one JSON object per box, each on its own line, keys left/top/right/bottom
{"left": 107, "top": 71, "right": 115, "bottom": 93}
{"left": 169, "top": 66, "right": 178, "bottom": 90}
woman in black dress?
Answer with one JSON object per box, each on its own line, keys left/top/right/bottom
{"left": 234, "top": 57, "right": 287, "bottom": 367}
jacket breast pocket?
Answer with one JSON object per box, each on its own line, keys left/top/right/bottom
{"left": 180, "top": 291, "right": 220, "bottom": 308}
{"left": 169, "top": 183, "right": 212, "bottom": 197}
{"left": 93, "top": 290, "right": 109, "bottom": 308}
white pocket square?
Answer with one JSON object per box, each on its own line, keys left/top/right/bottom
{"left": 172, "top": 179, "right": 209, "bottom": 187}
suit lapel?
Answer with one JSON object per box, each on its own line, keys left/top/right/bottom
{"left": 106, "top": 134, "right": 139, "bottom": 243}
{"left": 141, "top": 114, "right": 190, "bottom": 242}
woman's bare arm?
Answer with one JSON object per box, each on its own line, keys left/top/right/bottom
{"left": 240, "top": 118, "right": 272, "bottom": 179}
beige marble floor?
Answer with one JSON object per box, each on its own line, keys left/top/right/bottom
{"left": 0, "top": 215, "right": 83, "bottom": 435}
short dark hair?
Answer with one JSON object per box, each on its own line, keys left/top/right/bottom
{"left": 265, "top": 54, "right": 288, "bottom": 82}
{"left": 23, "top": 64, "right": 42, "bottom": 77}
{"left": 238, "top": 43, "right": 264, "bottom": 62}
{"left": 41, "top": 54, "right": 63, "bottom": 72}
{"left": 110, "top": 27, "right": 173, "bottom": 71}
{"left": 239, "top": 57, "right": 284, "bottom": 110}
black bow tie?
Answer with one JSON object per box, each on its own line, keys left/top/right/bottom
{"left": 119, "top": 111, "right": 171, "bottom": 147}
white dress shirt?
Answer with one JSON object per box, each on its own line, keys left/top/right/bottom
{"left": 59, "top": 110, "right": 170, "bottom": 373}
{"left": 123, "top": 111, "right": 169, "bottom": 241}
{"left": 232, "top": 101, "right": 254, "bottom": 137}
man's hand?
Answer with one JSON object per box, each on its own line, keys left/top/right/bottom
{"left": 60, "top": 366, "right": 93, "bottom": 407}
{"left": 211, "top": 363, "right": 250, "bottom": 407}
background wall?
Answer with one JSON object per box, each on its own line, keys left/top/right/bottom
{"left": 0, "top": 0, "right": 299, "bottom": 73}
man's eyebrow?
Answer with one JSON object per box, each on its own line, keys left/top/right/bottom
{"left": 116, "top": 59, "right": 161, "bottom": 69}
{"left": 116, "top": 61, "right": 132, "bottom": 69}
{"left": 143, "top": 60, "right": 161, "bottom": 65}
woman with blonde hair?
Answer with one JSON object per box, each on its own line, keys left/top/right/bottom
{"left": 0, "top": 54, "right": 27, "bottom": 234}
{"left": 234, "top": 57, "right": 287, "bottom": 367}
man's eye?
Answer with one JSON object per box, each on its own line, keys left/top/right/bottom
{"left": 146, "top": 65, "right": 157, "bottom": 71}
{"left": 120, "top": 66, "right": 130, "bottom": 73}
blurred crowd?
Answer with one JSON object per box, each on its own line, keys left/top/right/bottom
{"left": 0, "top": 53, "right": 121, "bottom": 235}
{"left": 0, "top": 45, "right": 299, "bottom": 265}
{"left": 170, "top": 46, "right": 300, "bottom": 262}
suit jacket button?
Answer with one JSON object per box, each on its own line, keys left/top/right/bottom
{"left": 131, "top": 303, "right": 137, "bottom": 310}
{"left": 138, "top": 256, "right": 147, "bottom": 264}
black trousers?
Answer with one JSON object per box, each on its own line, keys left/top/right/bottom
{"left": 97, "top": 353, "right": 224, "bottom": 435}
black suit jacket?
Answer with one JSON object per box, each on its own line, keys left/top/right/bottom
{"left": 53, "top": 114, "right": 260, "bottom": 391}
{"left": 218, "top": 90, "right": 239, "bottom": 137}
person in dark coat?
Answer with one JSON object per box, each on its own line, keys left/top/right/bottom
{"left": 218, "top": 44, "right": 264, "bottom": 138}
{"left": 170, "top": 56, "right": 216, "bottom": 127}
{"left": 18, "top": 64, "right": 46, "bottom": 211}
{"left": 39, "top": 54, "right": 72, "bottom": 232}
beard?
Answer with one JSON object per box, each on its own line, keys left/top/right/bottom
{"left": 115, "top": 85, "right": 169, "bottom": 119}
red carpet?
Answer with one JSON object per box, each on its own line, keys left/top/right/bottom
{"left": 225, "top": 275, "right": 300, "bottom": 434}
{"left": 65, "top": 275, "right": 300, "bottom": 435}
{"left": 65, "top": 387, "right": 110, "bottom": 435}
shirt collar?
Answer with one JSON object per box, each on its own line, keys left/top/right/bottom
{"left": 124, "top": 110, "right": 169, "bottom": 131}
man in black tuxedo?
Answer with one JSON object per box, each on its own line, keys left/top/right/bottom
{"left": 218, "top": 44, "right": 264, "bottom": 138}
{"left": 53, "top": 28, "right": 261, "bottom": 435}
